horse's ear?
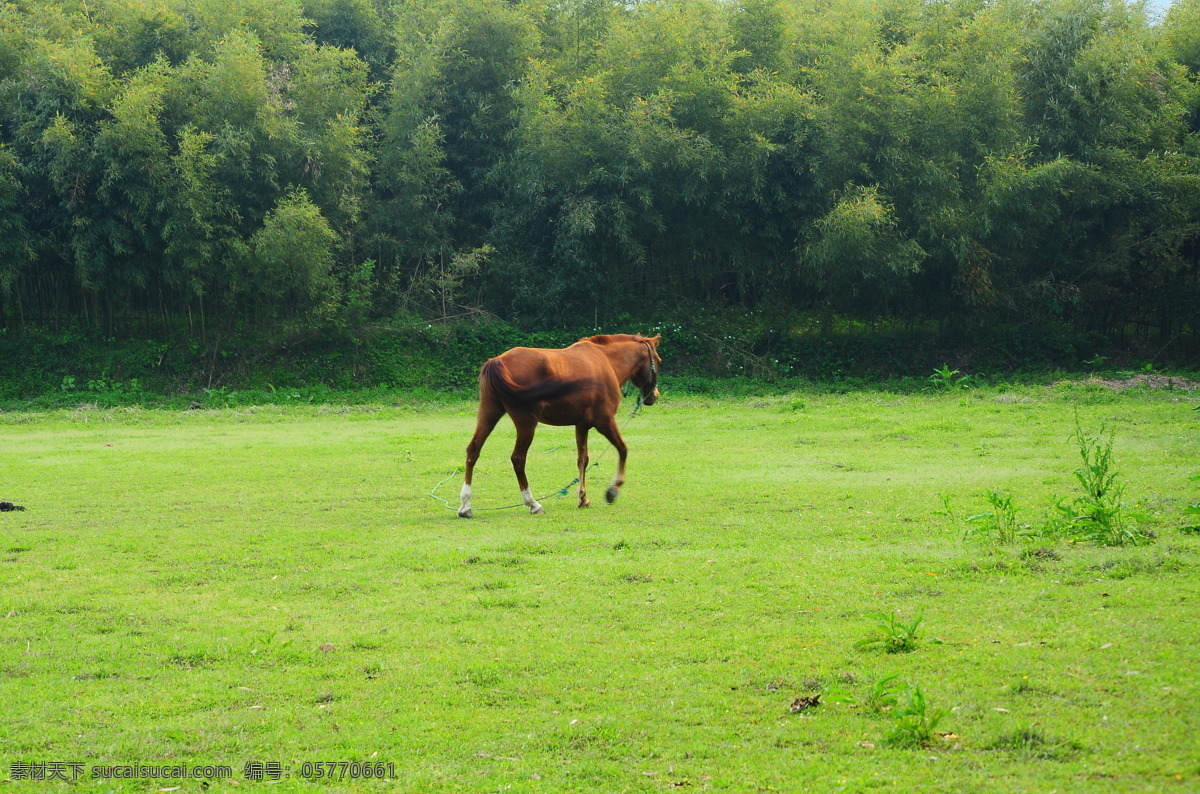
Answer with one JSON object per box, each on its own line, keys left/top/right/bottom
{"left": 650, "top": 334, "right": 662, "bottom": 344}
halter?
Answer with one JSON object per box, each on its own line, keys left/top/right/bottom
{"left": 635, "top": 340, "right": 658, "bottom": 412}
{"left": 643, "top": 341, "right": 658, "bottom": 377}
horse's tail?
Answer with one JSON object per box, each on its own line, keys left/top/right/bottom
{"left": 480, "top": 357, "right": 577, "bottom": 406}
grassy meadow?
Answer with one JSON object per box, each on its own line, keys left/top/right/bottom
{"left": 1, "top": 382, "right": 1199, "bottom": 791}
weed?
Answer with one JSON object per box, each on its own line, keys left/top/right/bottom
{"left": 965, "top": 490, "right": 1022, "bottom": 544}
{"left": 1182, "top": 503, "right": 1200, "bottom": 535}
{"left": 987, "top": 725, "right": 1083, "bottom": 761}
{"left": 1007, "top": 676, "right": 1036, "bottom": 695}
{"left": 822, "top": 673, "right": 901, "bottom": 712}
{"left": 884, "top": 686, "right": 950, "bottom": 748}
{"left": 855, "top": 612, "right": 927, "bottom": 654}
{"left": 1052, "top": 419, "right": 1150, "bottom": 546}
{"left": 167, "top": 650, "right": 219, "bottom": 669}
{"left": 73, "top": 669, "right": 118, "bottom": 681}
{"left": 1089, "top": 555, "right": 1184, "bottom": 579}
{"left": 461, "top": 667, "right": 502, "bottom": 687}
{"left": 863, "top": 674, "right": 904, "bottom": 714}
{"left": 929, "top": 364, "right": 970, "bottom": 391}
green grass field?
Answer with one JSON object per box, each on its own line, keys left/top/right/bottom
{"left": 2, "top": 383, "right": 1198, "bottom": 791}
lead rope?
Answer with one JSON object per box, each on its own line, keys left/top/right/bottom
{"left": 425, "top": 399, "right": 647, "bottom": 512}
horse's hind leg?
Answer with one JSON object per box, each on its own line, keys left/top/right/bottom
{"left": 460, "top": 397, "right": 504, "bottom": 518}
{"left": 594, "top": 417, "right": 628, "bottom": 504}
{"left": 510, "top": 414, "right": 544, "bottom": 514}
{"left": 575, "top": 425, "right": 591, "bottom": 508}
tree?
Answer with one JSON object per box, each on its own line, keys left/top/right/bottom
{"left": 237, "top": 189, "right": 339, "bottom": 328}
{"left": 801, "top": 185, "right": 926, "bottom": 329}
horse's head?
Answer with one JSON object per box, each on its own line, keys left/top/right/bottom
{"left": 634, "top": 335, "right": 662, "bottom": 406}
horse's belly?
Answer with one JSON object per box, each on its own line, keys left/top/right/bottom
{"left": 538, "top": 402, "right": 586, "bottom": 426}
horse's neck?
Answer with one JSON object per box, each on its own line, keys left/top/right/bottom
{"left": 601, "top": 342, "right": 642, "bottom": 383}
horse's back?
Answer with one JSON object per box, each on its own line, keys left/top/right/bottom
{"left": 494, "top": 344, "right": 610, "bottom": 385}
{"left": 481, "top": 343, "right": 618, "bottom": 422}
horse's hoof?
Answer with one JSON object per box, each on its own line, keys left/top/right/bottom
{"left": 605, "top": 486, "right": 619, "bottom": 504}
{"left": 458, "top": 508, "right": 473, "bottom": 518}
{"left": 579, "top": 498, "right": 591, "bottom": 508}
{"left": 530, "top": 503, "right": 545, "bottom": 514}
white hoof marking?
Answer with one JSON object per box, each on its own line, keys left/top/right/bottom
{"left": 459, "top": 483, "right": 473, "bottom": 517}
{"left": 521, "top": 488, "right": 544, "bottom": 514}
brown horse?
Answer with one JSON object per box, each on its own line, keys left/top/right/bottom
{"left": 458, "top": 334, "right": 662, "bottom": 517}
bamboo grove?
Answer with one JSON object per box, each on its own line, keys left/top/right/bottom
{"left": 2, "top": 0, "right": 1200, "bottom": 343}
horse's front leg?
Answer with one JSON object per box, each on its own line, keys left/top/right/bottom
{"left": 595, "top": 418, "right": 628, "bottom": 504}
{"left": 510, "top": 415, "right": 544, "bottom": 514}
{"left": 575, "top": 425, "right": 591, "bottom": 508}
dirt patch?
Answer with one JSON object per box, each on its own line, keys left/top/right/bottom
{"left": 1080, "top": 374, "right": 1200, "bottom": 392}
